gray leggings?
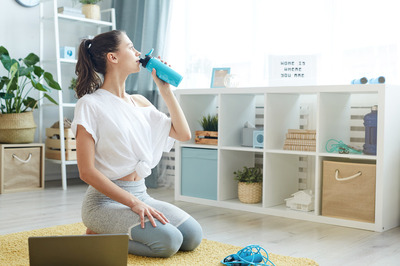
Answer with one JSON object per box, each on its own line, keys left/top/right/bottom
{"left": 81, "top": 179, "right": 203, "bottom": 257}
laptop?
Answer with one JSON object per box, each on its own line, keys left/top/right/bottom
{"left": 28, "top": 234, "right": 129, "bottom": 266}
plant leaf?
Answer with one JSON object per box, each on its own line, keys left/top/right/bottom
{"left": 7, "top": 62, "right": 19, "bottom": 92}
{"left": 0, "top": 92, "right": 14, "bottom": 99}
{"left": 19, "top": 66, "right": 34, "bottom": 77}
{"left": 23, "top": 97, "right": 38, "bottom": 109}
{"left": 1, "top": 55, "right": 19, "bottom": 72}
{"left": 43, "top": 72, "right": 61, "bottom": 90}
{"left": 43, "top": 93, "right": 59, "bottom": 105}
{"left": 0, "top": 46, "right": 9, "bottom": 57}
{"left": 33, "top": 65, "right": 44, "bottom": 77}
{"left": 23, "top": 53, "right": 40, "bottom": 67}
{"left": 30, "top": 79, "right": 47, "bottom": 92}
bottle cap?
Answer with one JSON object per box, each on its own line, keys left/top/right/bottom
{"left": 139, "top": 48, "right": 154, "bottom": 68}
{"left": 372, "top": 105, "right": 378, "bottom": 111}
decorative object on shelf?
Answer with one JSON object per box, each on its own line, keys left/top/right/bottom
{"left": 241, "top": 121, "right": 263, "bottom": 147}
{"left": 80, "top": 0, "right": 102, "bottom": 20}
{"left": 223, "top": 74, "right": 240, "bottom": 88}
{"left": 221, "top": 244, "right": 275, "bottom": 266}
{"left": 283, "top": 129, "right": 316, "bottom": 152}
{"left": 363, "top": 105, "right": 377, "bottom": 155}
{"left": 45, "top": 118, "right": 76, "bottom": 161}
{"left": 0, "top": 46, "right": 61, "bottom": 144}
{"left": 325, "top": 139, "right": 362, "bottom": 154}
{"left": 253, "top": 130, "right": 264, "bottom": 149}
{"left": 351, "top": 77, "right": 368, "bottom": 84}
{"left": 285, "top": 189, "right": 315, "bottom": 212}
{"left": 57, "top": 6, "right": 85, "bottom": 18}
{"left": 15, "top": 0, "right": 39, "bottom": 8}
{"left": 60, "top": 46, "right": 76, "bottom": 60}
{"left": 268, "top": 54, "right": 317, "bottom": 86}
{"left": 195, "top": 114, "right": 218, "bottom": 145}
{"left": 234, "top": 166, "right": 262, "bottom": 204}
{"left": 210, "top": 67, "right": 230, "bottom": 88}
{"left": 369, "top": 76, "right": 385, "bottom": 84}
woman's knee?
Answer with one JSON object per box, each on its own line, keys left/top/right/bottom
{"left": 130, "top": 221, "right": 183, "bottom": 258}
{"left": 177, "top": 217, "right": 203, "bottom": 251}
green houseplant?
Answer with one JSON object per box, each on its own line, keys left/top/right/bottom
{"left": 195, "top": 114, "right": 218, "bottom": 145}
{"left": 0, "top": 46, "right": 61, "bottom": 143}
{"left": 234, "top": 166, "right": 263, "bottom": 204}
{"left": 69, "top": 77, "right": 78, "bottom": 102}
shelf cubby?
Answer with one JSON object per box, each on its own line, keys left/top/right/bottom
{"left": 218, "top": 150, "right": 263, "bottom": 202}
{"left": 219, "top": 94, "right": 264, "bottom": 147}
{"left": 265, "top": 93, "right": 317, "bottom": 150}
{"left": 179, "top": 93, "right": 219, "bottom": 145}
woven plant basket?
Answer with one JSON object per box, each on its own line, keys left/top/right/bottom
{"left": 238, "top": 182, "right": 262, "bottom": 204}
{"left": 0, "top": 112, "right": 37, "bottom": 144}
{"left": 82, "top": 4, "right": 101, "bottom": 20}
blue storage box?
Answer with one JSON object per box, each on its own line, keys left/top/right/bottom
{"left": 181, "top": 148, "right": 217, "bottom": 200}
{"left": 60, "top": 46, "right": 76, "bottom": 59}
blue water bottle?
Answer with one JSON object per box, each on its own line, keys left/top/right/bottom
{"left": 363, "top": 105, "right": 378, "bottom": 155}
{"left": 351, "top": 77, "right": 368, "bottom": 84}
{"left": 139, "top": 49, "right": 183, "bottom": 87}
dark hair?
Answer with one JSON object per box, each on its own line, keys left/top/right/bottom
{"left": 75, "top": 30, "right": 124, "bottom": 98}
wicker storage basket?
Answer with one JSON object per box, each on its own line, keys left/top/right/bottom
{"left": 0, "top": 112, "right": 37, "bottom": 144}
{"left": 238, "top": 182, "right": 262, "bottom": 204}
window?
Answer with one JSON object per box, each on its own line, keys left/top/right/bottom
{"left": 167, "top": 0, "right": 399, "bottom": 88}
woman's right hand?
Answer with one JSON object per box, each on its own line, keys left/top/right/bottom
{"left": 130, "top": 198, "right": 170, "bottom": 228}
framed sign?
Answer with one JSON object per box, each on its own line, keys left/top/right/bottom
{"left": 268, "top": 55, "right": 317, "bottom": 86}
{"left": 210, "top": 67, "right": 230, "bottom": 88}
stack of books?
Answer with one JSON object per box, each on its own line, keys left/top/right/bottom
{"left": 283, "top": 129, "right": 316, "bottom": 151}
{"left": 58, "top": 7, "right": 85, "bottom": 18}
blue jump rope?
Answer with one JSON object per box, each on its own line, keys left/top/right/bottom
{"left": 221, "top": 244, "right": 275, "bottom": 266}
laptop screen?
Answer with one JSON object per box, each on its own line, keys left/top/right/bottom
{"left": 28, "top": 234, "right": 129, "bottom": 266}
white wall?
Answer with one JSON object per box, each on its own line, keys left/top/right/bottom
{"left": 0, "top": 0, "right": 112, "bottom": 181}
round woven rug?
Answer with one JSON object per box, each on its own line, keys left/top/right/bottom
{"left": 0, "top": 222, "right": 318, "bottom": 265}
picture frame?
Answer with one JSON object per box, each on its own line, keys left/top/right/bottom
{"left": 210, "top": 67, "right": 230, "bottom": 88}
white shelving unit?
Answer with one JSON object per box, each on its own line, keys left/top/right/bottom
{"left": 39, "top": 0, "right": 115, "bottom": 189}
{"left": 174, "top": 84, "right": 400, "bottom": 232}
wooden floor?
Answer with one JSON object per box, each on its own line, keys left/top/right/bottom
{"left": 1, "top": 179, "right": 400, "bottom": 266}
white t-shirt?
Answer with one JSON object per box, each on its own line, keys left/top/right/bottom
{"left": 71, "top": 89, "right": 175, "bottom": 180}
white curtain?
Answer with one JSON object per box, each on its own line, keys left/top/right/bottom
{"left": 167, "top": 0, "right": 400, "bottom": 88}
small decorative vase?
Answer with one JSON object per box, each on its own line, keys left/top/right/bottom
{"left": 238, "top": 182, "right": 262, "bottom": 204}
{"left": 0, "top": 112, "right": 37, "bottom": 144}
{"left": 82, "top": 4, "right": 101, "bottom": 20}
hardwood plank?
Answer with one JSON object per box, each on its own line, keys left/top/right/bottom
{"left": 1, "top": 179, "right": 400, "bottom": 265}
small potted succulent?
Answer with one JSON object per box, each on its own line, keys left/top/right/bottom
{"left": 234, "top": 166, "right": 263, "bottom": 204}
{"left": 195, "top": 114, "right": 218, "bottom": 145}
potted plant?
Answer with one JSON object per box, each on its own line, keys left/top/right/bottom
{"left": 234, "top": 166, "right": 263, "bottom": 204}
{"left": 80, "top": 0, "right": 102, "bottom": 20}
{"left": 0, "top": 46, "right": 61, "bottom": 143}
{"left": 69, "top": 77, "right": 78, "bottom": 102}
{"left": 195, "top": 114, "right": 218, "bottom": 145}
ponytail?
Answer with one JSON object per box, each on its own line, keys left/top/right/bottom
{"left": 75, "top": 30, "right": 124, "bottom": 98}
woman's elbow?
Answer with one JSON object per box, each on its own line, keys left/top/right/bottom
{"left": 177, "top": 131, "right": 191, "bottom": 142}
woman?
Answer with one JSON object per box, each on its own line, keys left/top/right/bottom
{"left": 71, "top": 30, "right": 202, "bottom": 258}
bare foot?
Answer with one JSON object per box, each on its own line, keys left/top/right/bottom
{"left": 86, "top": 228, "right": 98, "bottom": 235}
